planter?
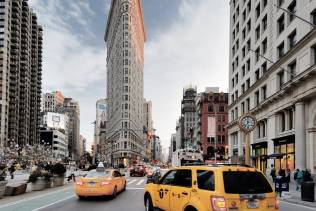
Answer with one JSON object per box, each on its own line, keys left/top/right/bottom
{"left": 53, "top": 175, "right": 64, "bottom": 187}
{"left": 46, "top": 178, "right": 53, "bottom": 188}
{"left": 5, "top": 183, "right": 27, "bottom": 196}
{"left": 0, "top": 180, "right": 8, "bottom": 198}
{"left": 31, "top": 177, "right": 47, "bottom": 191}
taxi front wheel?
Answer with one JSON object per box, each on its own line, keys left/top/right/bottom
{"left": 145, "top": 195, "right": 154, "bottom": 211}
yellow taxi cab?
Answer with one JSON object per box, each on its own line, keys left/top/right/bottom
{"left": 144, "top": 164, "right": 279, "bottom": 211}
{"left": 75, "top": 167, "right": 126, "bottom": 199}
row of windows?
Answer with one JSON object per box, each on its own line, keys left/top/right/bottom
{"left": 207, "top": 104, "right": 226, "bottom": 112}
{"left": 230, "top": 44, "right": 316, "bottom": 122}
{"left": 207, "top": 136, "right": 226, "bottom": 144}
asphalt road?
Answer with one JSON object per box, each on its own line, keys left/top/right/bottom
{"left": 0, "top": 173, "right": 315, "bottom": 211}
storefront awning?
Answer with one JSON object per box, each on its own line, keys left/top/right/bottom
{"left": 251, "top": 141, "right": 268, "bottom": 148}
{"left": 268, "top": 153, "right": 286, "bottom": 159}
{"left": 251, "top": 155, "right": 268, "bottom": 160}
{"left": 272, "top": 134, "right": 295, "bottom": 146}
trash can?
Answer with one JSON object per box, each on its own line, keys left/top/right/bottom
{"left": 301, "top": 181, "right": 315, "bottom": 202}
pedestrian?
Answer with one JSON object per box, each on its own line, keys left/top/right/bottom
{"left": 303, "top": 169, "right": 313, "bottom": 182}
{"left": 67, "top": 164, "right": 76, "bottom": 182}
{"left": 9, "top": 164, "right": 15, "bottom": 179}
{"left": 286, "top": 169, "right": 291, "bottom": 183}
{"left": 276, "top": 169, "right": 286, "bottom": 197}
{"left": 294, "top": 169, "right": 303, "bottom": 191}
{"left": 270, "top": 164, "right": 276, "bottom": 183}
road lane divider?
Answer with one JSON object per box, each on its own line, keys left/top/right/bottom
{"left": 32, "top": 195, "right": 75, "bottom": 211}
{"left": 0, "top": 187, "right": 72, "bottom": 209}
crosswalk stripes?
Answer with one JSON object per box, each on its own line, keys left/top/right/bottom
{"left": 136, "top": 179, "right": 145, "bottom": 186}
{"left": 127, "top": 179, "right": 137, "bottom": 185}
{"left": 126, "top": 178, "right": 146, "bottom": 186}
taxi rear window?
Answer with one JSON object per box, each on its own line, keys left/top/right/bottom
{"left": 223, "top": 171, "right": 273, "bottom": 194}
{"left": 86, "top": 170, "right": 111, "bottom": 178}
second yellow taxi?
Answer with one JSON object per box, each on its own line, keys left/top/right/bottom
{"left": 75, "top": 165, "right": 126, "bottom": 199}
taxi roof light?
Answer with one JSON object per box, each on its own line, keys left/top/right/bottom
{"left": 211, "top": 196, "right": 227, "bottom": 211}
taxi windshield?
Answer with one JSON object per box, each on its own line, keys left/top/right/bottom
{"left": 223, "top": 171, "right": 273, "bottom": 194}
{"left": 85, "top": 170, "right": 111, "bottom": 178}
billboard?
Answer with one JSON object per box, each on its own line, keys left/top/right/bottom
{"left": 96, "top": 99, "right": 107, "bottom": 131}
{"left": 207, "top": 116, "right": 216, "bottom": 138}
{"left": 45, "top": 112, "right": 67, "bottom": 130}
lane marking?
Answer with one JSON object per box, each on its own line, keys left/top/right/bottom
{"left": 0, "top": 187, "right": 73, "bottom": 209}
{"left": 136, "top": 179, "right": 145, "bottom": 186}
{"left": 280, "top": 200, "right": 316, "bottom": 210}
{"left": 126, "top": 187, "right": 144, "bottom": 190}
{"left": 32, "top": 195, "right": 75, "bottom": 211}
{"left": 127, "top": 179, "right": 136, "bottom": 185}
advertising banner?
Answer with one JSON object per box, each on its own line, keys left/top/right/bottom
{"left": 207, "top": 116, "right": 216, "bottom": 138}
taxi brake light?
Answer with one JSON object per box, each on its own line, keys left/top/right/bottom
{"left": 76, "top": 181, "right": 83, "bottom": 186}
{"left": 211, "top": 196, "right": 227, "bottom": 211}
{"left": 101, "top": 181, "right": 111, "bottom": 186}
{"left": 275, "top": 197, "right": 280, "bottom": 209}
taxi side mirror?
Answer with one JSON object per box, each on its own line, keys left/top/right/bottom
{"left": 121, "top": 174, "right": 125, "bottom": 177}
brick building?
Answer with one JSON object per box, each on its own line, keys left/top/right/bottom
{"left": 196, "top": 88, "right": 229, "bottom": 161}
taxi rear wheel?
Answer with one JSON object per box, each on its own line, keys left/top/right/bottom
{"left": 78, "top": 196, "right": 85, "bottom": 200}
{"left": 123, "top": 182, "right": 126, "bottom": 191}
{"left": 145, "top": 195, "right": 154, "bottom": 211}
{"left": 112, "top": 186, "right": 117, "bottom": 199}
{"left": 184, "top": 206, "right": 197, "bottom": 211}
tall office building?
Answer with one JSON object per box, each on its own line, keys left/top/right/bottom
{"left": 228, "top": 0, "right": 316, "bottom": 174}
{"left": 105, "top": 0, "right": 146, "bottom": 165}
{"left": 0, "top": 0, "right": 42, "bottom": 148}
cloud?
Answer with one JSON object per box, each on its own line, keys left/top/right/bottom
{"left": 29, "top": 0, "right": 107, "bottom": 149}
{"left": 144, "top": 0, "right": 229, "bottom": 148}
{"left": 27, "top": 0, "right": 230, "bottom": 152}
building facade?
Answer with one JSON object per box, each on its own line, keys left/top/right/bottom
{"left": 57, "top": 98, "right": 80, "bottom": 160}
{"left": 78, "top": 135, "right": 86, "bottom": 158}
{"left": 39, "top": 128, "right": 68, "bottom": 159}
{"left": 143, "top": 100, "right": 153, "bottom": 161}
{"left": 42, "top": 91, "right": 64, "bottom": 112}
{"left": 228, "top": 0, "right": 316, "bottom": 175}
{"left": 94, "top": 99, "right": 107, "bottom": 160}
{"left": 196, "top": 88, "right": 229, "bottom": 161}
{"left": 0, "top": 0, "right": 43, "bottom": 149}
{"left": 181, "top": 86, "right": 198, "bottom": 148}
{"left": 104, "top": 0, "right": 146, "bottom": 165}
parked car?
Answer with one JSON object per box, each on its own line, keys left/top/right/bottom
{"left": 130, "top": 165, "right": 146, "bottom": 177}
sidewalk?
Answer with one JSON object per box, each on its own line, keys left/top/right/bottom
{"left": 279, "top": 181, "right": 316, "bottom": 209}
{"left": 3, "top": 170, "right": 87, "bottom": 194}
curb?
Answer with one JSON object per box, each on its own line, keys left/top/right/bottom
{"left": 281, "top": 197, "right": 316, "bottom": 209}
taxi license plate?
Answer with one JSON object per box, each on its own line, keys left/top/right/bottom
{"left": 247, "top": 201, "right": 259, "bottom": 209}
{"left": 88, "top": 182, "right": 95, "bottom": 187}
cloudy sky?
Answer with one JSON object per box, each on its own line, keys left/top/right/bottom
{"left": 28, "top": 0, "right": 230, "bottom": 150}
